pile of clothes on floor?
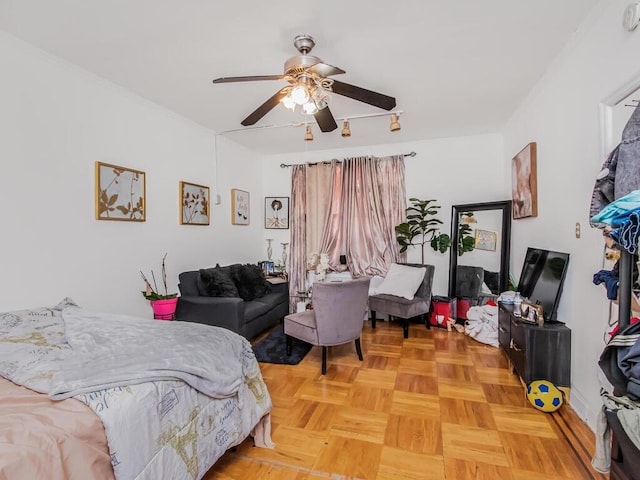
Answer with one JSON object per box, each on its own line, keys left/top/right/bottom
{"left": 464, "top": 301, "right": 499, "bottom": 347}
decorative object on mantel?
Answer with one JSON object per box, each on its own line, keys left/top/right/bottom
{"left": 265, "top": 197, "right": 289, "bottom": 229}
{"left": 395, "top": 198, "right": 451, "bottom": 263}
{"left": 179, "top": 181, "right": 209, "bottom": 225}
{"left": 266, "top": 239, "right": 273, "bottom": 261}
{"left": 511, "top": 142, "right": 538, "bottom": 219}
{"left": 281, "top": 242, "right": 289, "bottom": 275}
{"left": 95, "top": 161, "right": 145, "bottom": 221}
{"left": 231, "top": 188, "right": 249, "bottom": 225}
{"left": 315, "top": 253, "right": 330, "bottom": 281}
{"left": 140, "top": 253, "right": 178, "bottom": 320}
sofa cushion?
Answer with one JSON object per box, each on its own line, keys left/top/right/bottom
{"left": 230, "top": 264, "right": 272, "bottom": 301}
{"left": 197, "top": 267, "right": 239, "bottom": 297}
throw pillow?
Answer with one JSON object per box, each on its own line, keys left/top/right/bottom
{"left": 197, "top": 268, "right": 240, "bottom": 297}
{"left": 230, "top": 264, "right": 272, "bottom": 301}
{"left": 375, "top": 263, "right": 426, "bottom": 300}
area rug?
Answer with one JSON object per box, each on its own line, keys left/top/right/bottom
{"left": 252, "top": 324, "right": 312, "bottom": 365}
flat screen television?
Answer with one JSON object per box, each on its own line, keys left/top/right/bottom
{"left": 517, "top": 247, "right": 570, "bottom": 323}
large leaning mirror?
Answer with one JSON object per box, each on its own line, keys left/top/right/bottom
{"left": 448, "top": 200, "right": 512, "bottom": 299}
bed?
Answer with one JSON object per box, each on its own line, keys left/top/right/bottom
{"left": 0, "top": 298, "right": 273, "bottom": 480}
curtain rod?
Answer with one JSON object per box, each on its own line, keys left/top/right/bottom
{"left": 279, "top": 151, "right": 416, "bottom": 168}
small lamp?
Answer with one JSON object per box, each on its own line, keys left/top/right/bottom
{"left": 304, "top": 124, "right": 314, "bottom": 141}
{"left": 390, "top": 114, "right": 401, "bottom": 132}
{"left": 341, "top": 120, "right": 351, "bottom": 137}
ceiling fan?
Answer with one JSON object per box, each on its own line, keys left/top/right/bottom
{"left": 212, "top": 35, "right": 396, "bottom": 133}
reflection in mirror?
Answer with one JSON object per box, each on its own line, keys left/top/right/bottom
{"left": 448, "top": 201, "right": 512, "bottom": 299}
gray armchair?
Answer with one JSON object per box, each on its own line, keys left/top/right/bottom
{"left": 369, "top": 263, "right": 435, "bottom": 338}
{"left": 284, "top": 277, "right": 371, "bottom": 375}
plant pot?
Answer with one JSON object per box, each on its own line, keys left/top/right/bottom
{"left": 150, "top": 297, "right": 178, "bottom": 320}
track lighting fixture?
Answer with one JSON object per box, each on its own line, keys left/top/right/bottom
{"left": 390, "top": 114, "right": 401, "bottom": 132}
{"left": 341, "top": 120, "right": 351, "bottom": 137}
{"left": 304, "top": 124, "right": 314, "bottom": 141}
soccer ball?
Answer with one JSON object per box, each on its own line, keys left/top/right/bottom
{"left": 526, "top": 380, "right": 564, "bottom": 413}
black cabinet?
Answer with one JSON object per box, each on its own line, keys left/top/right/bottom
{"left": 498, "top": 302, "right": 571, "bottom": 387}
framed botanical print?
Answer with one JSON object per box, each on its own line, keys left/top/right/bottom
{"left": 265, "top": 197, "right": 289, "bottom": 229}
{"left": 231, "top": 188, "right": 249, "bottom": 225}
{"left": 95, "top": 161, "right": 145, "bottom": 221}
{"left": 180, "top": 181, "right": 210, "bottom": 225}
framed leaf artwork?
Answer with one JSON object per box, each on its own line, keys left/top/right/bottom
{"left": 231, "top": 188, "right": 249, "bottom": 225}
{"left": 180, "top": 181, "right": 210, "bottom": 225}
{"left": 95, "top": 161, "right": 145, "bottom": 221}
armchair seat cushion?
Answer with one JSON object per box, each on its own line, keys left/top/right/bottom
{"left": 284, "top": 310, "right": 318, "bottom": 345}
{"left": 369, "top": 293, "right": 430, "bottom": 319}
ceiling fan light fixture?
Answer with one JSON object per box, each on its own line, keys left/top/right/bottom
{"left": 291, "top": 84, "right": 309, "bottom": 105}
{"left": 341, "top": 120, "right": 351, "bottom": 137}
{"left": 304, "top": 124, "right": 314, "bottom": 141}
{"left": 281, "top": 95, "right": 296, "bottom": 111}
{"left": 302, "top": 101, "right": 318, "bottom": 115}
{"left": 390, "top": 114, "right": 401, "bottom": 132}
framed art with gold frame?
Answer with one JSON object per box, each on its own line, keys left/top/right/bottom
{"left": 95, "top": 161, "right": 145, "bottom": 221}
{"left": 180, "top": 181, "right": 210, "bottom": 225}
{"left": 231, "top": 188, "right": 249, "bottom": 225}
{"left": 474, "top": 228, "right": 498, "bottom": 251}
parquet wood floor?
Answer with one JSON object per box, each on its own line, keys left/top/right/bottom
{"left": 204, "top": 321, "right": 606, "bottom": 480}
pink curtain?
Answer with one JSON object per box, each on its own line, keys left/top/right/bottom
{"left": 290, "top": 155, "right": 406, "bottom": 289}
{"left": 288, "top": 165, "right": 307, "bottom": 313}
{"left": 376, "top": 155, "right": 407, "bottom": 265}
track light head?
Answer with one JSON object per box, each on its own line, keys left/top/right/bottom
{"left": 341, "top": 120, "right": 351, "bottom": 137}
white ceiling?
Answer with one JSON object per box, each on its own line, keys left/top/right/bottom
{"left": 0, "top": 0, "right": 600, "bottom": 154}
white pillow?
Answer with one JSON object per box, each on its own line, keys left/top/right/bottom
{"left": 375, "top": 263, "right": 426, "bottom": 300}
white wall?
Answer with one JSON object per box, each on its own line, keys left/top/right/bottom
{"left": 0, "top": 31, "right": 265, "bottom": 317}
{"left": 259, "top": 133, "right": 506, "bottom": 295}
{"left": 502, "top": 0, "right": 640, "bottom": 427}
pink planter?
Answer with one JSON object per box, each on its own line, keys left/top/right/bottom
{"left": 150, "top": 297, "right": 178, "bottom": 320}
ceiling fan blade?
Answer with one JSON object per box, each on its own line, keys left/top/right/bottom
{"left": 241, "top": 88, "right": 289, "bottom": 126}
{"left": 306, "top": 63, "right": 346, "bottom": 77}
{"left": 314, "top": 106, "right": 338, "bottom": 133}
{"left": 213, "top": 75, "right": 285, "bottom": 84}
{"left": 331, "top": 80, "right": 396, "bottom": 110}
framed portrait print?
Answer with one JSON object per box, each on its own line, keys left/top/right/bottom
{"left": 474, "top": 229, "right": 498, "bottom": 252}
{"left": 511, "top": 142, "right": 538, "bottom": 219}
{"left": 180, "top": 181, "right": 210, "bottom": 225}
{"left": 265, "top": 197, "right": 289, "bottom": 229}
{"left": 231, "top": 188, "right": 249, "bottom": 225}
{"left": 95, "top": 161, "right": 145, "bottom": 221}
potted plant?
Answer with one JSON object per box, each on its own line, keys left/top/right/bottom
{"left": 395, "top": 198, "right": 451, "bottom": 264}
{"left": 141, "top": 253, "right": 178, "bottom": 320}
{"left": 457, "top": 212, "right": 476, "bottom": 256}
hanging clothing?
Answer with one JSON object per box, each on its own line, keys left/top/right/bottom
{"left": 590, "top": 190, "right": 640, "bottom": 228}
{"left": 609, "top": 211, "right": 640, "bottom": 255}
{"left": 590, "top": 104, "right": 640, "bottom": 225}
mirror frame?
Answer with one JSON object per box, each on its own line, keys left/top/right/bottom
{"left": 448, "top": 200, "right": 512, "bottom": 298}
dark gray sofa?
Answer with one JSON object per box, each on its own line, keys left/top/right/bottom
{"left": 175, "top": 269, "right": 289, "bottom": 340}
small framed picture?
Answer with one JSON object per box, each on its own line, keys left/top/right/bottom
{"left": 231, "top": 188, "right": 249, "bottom": 225}
{"left": 180, "top": 181, "right": 210, "bottom": 225}
{"left": 265, "top": 197, "right": 290, "bottom": 229}
{"left": 474, "top": 229, "right": 498, "bottom": 251}
{"left": 95, "top": 161, "right": 145, "bottom": 221}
